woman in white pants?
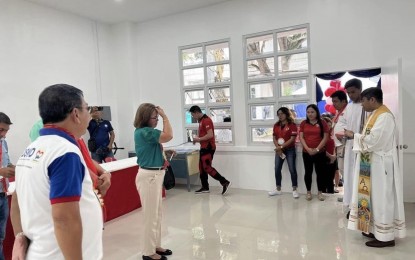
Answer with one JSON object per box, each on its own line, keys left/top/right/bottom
{"left": 133, "top": 103, "right": 173, "bottom": 260}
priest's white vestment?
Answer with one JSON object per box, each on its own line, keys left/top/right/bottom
{"left": 335, "top": 102, "right": 364, "bottom": 206}
{"left": 347, "top": 111, "right": 406, "bottom": 241}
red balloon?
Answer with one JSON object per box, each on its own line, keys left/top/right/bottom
{"left": 324, "top": 86, "right": 336, "bottom": 97}
{"left": 325, "top": 104, "right": 336, "bottom": 115}
{"left": 330, "top": 80, "right": 341, "bottom": 89}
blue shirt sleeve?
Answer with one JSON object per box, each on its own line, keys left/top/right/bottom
{"left": 48, "top": 152, "right": 85, "bottom": 203}
{"left": 105, "top": 120, "right": 114, "bottom": 132}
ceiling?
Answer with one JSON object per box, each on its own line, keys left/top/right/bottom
{"left": 26, "top": 0, "right": 234, "bottom": 24}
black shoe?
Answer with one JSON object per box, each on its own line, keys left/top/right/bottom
{"left": 195, "top": 187, "right": 210, "bottom": 194}
{"left": 365, "top": 239, "right": 395, "bottom": 248}
{"left": 346, "top": 211, "right": 350, "bottom": 220}
{"left": 142, "top": 255, "right": 167, "bottom": 260}
{"left": 338, "top": 180, "right": 343, "bottom": 187}
{"left": 222, "top": 181, "right": 231, "bottom": 195}
{"left": 156, "top": 249, "right": 172, "bottom": 256}
{"left": 362, "top": 232, "right": 375, "bottom": 239}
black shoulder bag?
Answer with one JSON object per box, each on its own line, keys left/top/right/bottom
{"left": 161, "top": 145, "right": 175, "bottom": 190}
{"left": 88, "top": 122, "right": 100, "bottom": 152}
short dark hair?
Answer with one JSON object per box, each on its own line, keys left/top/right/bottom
{"left": 90, "top": 106, "right": 104, "bottom": 112}
{"left": 0, "top": 112, "right": 12, "bottom": 125}
{"left": 330, "top": 90, "right": 348, "bottom": 102}
{"left": 344, "top": 78, "right": 362, "bottom": 90}
{"left": 189, "top": 105, "right": 202, "bottom": 113}
{"left": 39, "top": 84, "right": 84, "bottom": 124}
{"left": 133, "top": 103, "right": 157, "bottom": 128}
{"left": 361, "top": 87, "right": 383, "bottom": 103}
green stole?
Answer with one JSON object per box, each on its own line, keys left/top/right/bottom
{"left": 357, "top": 105, "right": 391, "bottom": 233}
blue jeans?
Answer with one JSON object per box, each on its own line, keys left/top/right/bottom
{"left": 274, "top": 147, "right": 298, "bottom": 188}
{"left": 0, "top": 195, "right": 8, "bottom": 260}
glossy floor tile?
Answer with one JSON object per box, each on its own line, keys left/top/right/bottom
{"left": 103, "top": 185, "right": 415, "bottom": 260}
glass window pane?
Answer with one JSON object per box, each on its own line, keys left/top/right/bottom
{"left": 209, "top": 87, "right": 230, "bottom": 103}
{"left": 281, "top": 103, "right": 308, "bottom": 120}
{"left": 277, "top": 28, "right": 308, "bottom": 52}
{"left": 280, "top": 79, "right": 307, "bottom": 96}
{"left": 247, "top": 58, "right": 275, "bottom": 79}
{"left": 186, "top": 129, "right": 198, "bottom": 142}
{"left": 215, "top": 128, "right": 232, "bottom": 144}
{"left": 252, "top": 127, "right": 273, "bottom": 142}
{"left": 246, "top": 34, "right": 273, "bottom": 58}
{"left": 185, "top": 109, "right": 206, "bottom": 124}
{"left": 183, "top": 67, "right": 204, "bottom": 86}
{"left": 206, "top": 42, "right": 229, "bottom": 62}
{"left": 249, "top": 82, "right": 274, "bottom": 99}
{"left": 182, "top": 47, "right": 203, "bottom": 66}
{"left": 184, "top": 90, "right": 204, "bottom": 105}
{"left": 250, "top": 105, "right": 274, "bottom": 120}
{"left": 207, "top": 64, "right": 230, "bottom": 83}
{"left": 209, "top": 108, "right": 231, "bottom": 123}
{"left": 278, "top": 53, "right": 308, "bottom": 75}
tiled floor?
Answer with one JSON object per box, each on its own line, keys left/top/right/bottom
{"left": 103, "top": 185, "right": 415, "bottom": 260}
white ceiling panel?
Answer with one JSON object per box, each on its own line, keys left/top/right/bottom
{"left": 25, "top": 0, "right": 234, "bottom": 24}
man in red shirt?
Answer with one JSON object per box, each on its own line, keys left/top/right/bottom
{"left": 189, "top": 106, "right": 231, "bottom": 195}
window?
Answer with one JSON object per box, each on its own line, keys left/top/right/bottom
{"left": 180, "top": 40, "right": 233, "bottom": 144}
{"left": 244, "top": 25, "right": 311, "bottom": 143}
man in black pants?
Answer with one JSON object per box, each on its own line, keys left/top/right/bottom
{"left": 189, "top": 106, "right": 231, "bottom": 195}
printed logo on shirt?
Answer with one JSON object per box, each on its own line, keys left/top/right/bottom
{"left": 21, "top": 148, "right": 36, "bottom": 159}
{"left": 35, "top": 150, "right": 44, "bottom": 160}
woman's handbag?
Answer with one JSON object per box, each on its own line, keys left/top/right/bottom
{"left": 163, "top": 165, "right": 175, "bottom": 190}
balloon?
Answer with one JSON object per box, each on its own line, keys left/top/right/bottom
{"left": 330, "top": 80, "right": 341, "bottom": 89}
{"left": 328, "top": 105, "right": 336, "bottom": 114}
{"left": 324, "top": 86, "right": 336, "bottom": 97}
{"left": 326, "top": 97, "right": 333, "bottom": 105}
{"left": 325, "top": 104, "right": 336, "bottom": 115}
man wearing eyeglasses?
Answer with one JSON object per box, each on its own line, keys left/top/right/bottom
{"left": 11, "top": 84, "right": 103, "bottom": 259}
{"left": 0, "top": 112, "right": 15, "bottom": 260}
{"left": 87, "top": 106, "right": 115, "bottom": 163}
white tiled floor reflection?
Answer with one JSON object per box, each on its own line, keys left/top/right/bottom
{"left": 103, "top": 186, "right": 415, "bottom": 259}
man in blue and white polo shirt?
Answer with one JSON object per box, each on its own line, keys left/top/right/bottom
{"left": 11, "top": 84, "right": 103, "bottom": 259}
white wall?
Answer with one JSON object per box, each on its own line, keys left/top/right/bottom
{"left": 133, "top": 0, "right": 415, "bottom": 200}
{"left": 0, "top": 0, "right": 100, "bottom": 159}
{"left": 2, "top": 0, "right": 415, "bottom": 201}
{"left": 0, "top": 0, "right": 135, "bottom": 160}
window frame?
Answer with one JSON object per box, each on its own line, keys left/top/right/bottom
{"left": 244, "top": 24, "right": 312, "bottom": 145}
{"left": 179, "top": 39, "right": 234, "bottom": 145}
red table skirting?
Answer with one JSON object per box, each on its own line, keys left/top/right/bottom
{"left": 4, "top": 196, "right": 13, "bottom": 260}
{"left": 4, "top": 165, "right": 165, "bottom": 259}
{"left": 104, "top": 165, "right": 141, "bottom": 221}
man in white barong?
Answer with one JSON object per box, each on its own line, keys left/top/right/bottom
{"left": 344, "top": 87, "right": 406, "bottom": 248}
{"left": 335, "top": 79, "right": 365, "bottom": 218}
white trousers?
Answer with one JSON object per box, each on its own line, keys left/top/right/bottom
{"left": 136, "top": 168, "right": 165, "bottom": 256}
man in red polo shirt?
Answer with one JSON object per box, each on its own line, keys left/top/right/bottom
{"left": 189, "top": 106, "right": 231, "bottom": 195}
